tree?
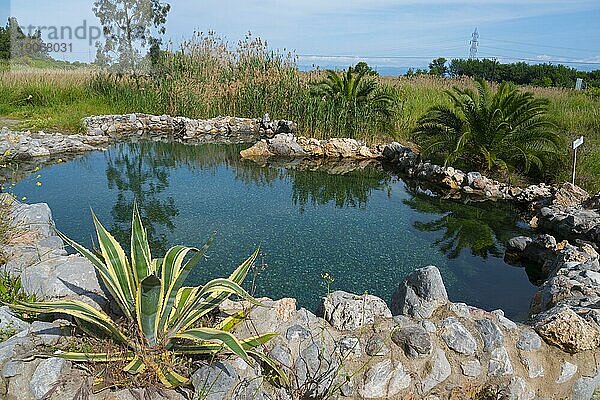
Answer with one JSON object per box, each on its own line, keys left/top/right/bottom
{"left": 0, "top": 17, "right": 48, "bottom": 61}
{"left": 413, "top": 78, "right": 563, "bottom": 177}
{"left": 93, "top": 0, "right": 170, "bottom": 73}
{"left": 311, "top": 66, "right": 396, "bottom": 137}
{"left": 429, "top": 57, "right": 447, "bottom": 77}
{"left": 354, "top": 61, "right": 379, "bottom": 76}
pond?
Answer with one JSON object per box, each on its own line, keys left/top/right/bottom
{"left": 13, "top": 141, "right": 538, "bottom": 321}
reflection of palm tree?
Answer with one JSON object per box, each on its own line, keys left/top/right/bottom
{"left": 290, "top": 165, "right": 391, "bottom": 211}
{"left": 105, "top": 142, "right": 178, "bottom": 254}
{"left": 403, "top": 184, "right": 526, "bottom": 259}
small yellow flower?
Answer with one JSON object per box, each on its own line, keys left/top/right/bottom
{"left": 34, "top": 166, "right": 40, "bottom": 172}
{"left": 21, "top": 196, "right": 27, "bottom": 201}
{"left": 36, "top": 174, "right": 41, "bottom": 179}
{"left": 57, "top": 159, "right": 63, "bottom": 163}
{"left": 36, "top": 181, "right": 42, "bottom": 187}
{"left": 3, "top": 149, "right": 11, "bottom": 157}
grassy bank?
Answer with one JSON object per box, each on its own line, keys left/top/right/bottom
{"left": 0, "top": 36, "right": 598, "bottom": 191}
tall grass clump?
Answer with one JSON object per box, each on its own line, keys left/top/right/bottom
{"left": 84, "top": 32, "right": 404, "bottom": 142}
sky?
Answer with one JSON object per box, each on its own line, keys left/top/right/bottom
{"left": 3, "top": 0, "right": 600, "bottom": 72}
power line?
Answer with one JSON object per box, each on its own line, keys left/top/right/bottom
{"left": 476, "top": 52, "right": 600, "bottom": 66}
{"left": 482, "top": 45, "right": 578, "bottom": 60}
{"left": 481, "top": 37, "right": 591, "bottom": 54}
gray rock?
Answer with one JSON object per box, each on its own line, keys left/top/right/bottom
{"left": 295, "top": 343, "right": 338, "bottom": 398}
{"left": 192, "top": 361, "right": 238, "bottom": 400}
{"left": 421, "top": 320, "right": 437, "bottom": 333}
{"left": 0, "top": 306, "right": 30, "bottom": 334}
{"left": 441, "top": 317, "right": 477, "bottom": 356}
{"left": 268, "top": 345, "right": 291, "bottom": 371}
{"left": 21, "top": 254, "right": 108, "bottom": 310}
{"left": 387, "top": 362, "right": 412, "bottom": 398}
{"left": 0, "top": 333, "right": 34, "bottom": 365}
{"left": 338, "top": 336, "right": 361, "bottom": 357}
{"left": 382, "top": 142, "right": 406, "bottom": 161}
{"left": 556, "top": 361, "right": 578, "bottom": 384}
{"left": 392, "top": 314, "right": 415, "bottom": 327}
{"left": 267, "top": 134, "right": 305, "bottom": 156}
{"left": 2, "top": 360, "right": 24, "bottom": 378}
{"left": 391, "top": 325, "right": 432, "bottom": 358}
{"left": 492, "top": 309, "right": 518, "bottom": 330}
{"left": 359, "top": 359, "right": 410, "bottom": 398}
{"left": 488, "top": 347, "right": 513, "bottom": 377}
{"left": 29, "top": 320, "right": 64, "bottom": 346}
{"left": 322, "top": 290, "right": 391, "bottom": 331}
{"left": 365, "top": 334, "right": 389, "bottom": 357}
{"left": 516, "top": 329, "right": 542, "bottom": 351}
{"left": 572, "top": 373, "right": 600, "bottom": 400}
{"left": 30, "top": 357, "right": 70, "bottom": 400}
{"left": 505, "top": 377, "right": 535, "bottom": 400}
{"left": 449, "top": 302, "right": 470, "bottom": 318}
{"left": 391, "top": 266, "right": 448, "bottom": 319}
{"left": 522, "top": 234, "right": 558, "bottom": 265}
{"left": 286, "top": 324, "right": 311, "bottom": 341}
{"left": 460, "top": 360, "right": 482, "bottom": 377}
{"left": 474, "top": 319, "right": 504, "bottom": 352}
{"left": 507, "top": 236, "right": 533, "bottom": 253}
{"left": 520, "top": 356, "right": 544, "bottom": 379}
{"left": 12, "top": 202, "right": 54, "bottom": 238}
{"left": 418, "top": 349, "right": 451, "bottom": 394}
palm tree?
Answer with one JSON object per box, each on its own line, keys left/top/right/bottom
{"left": 413, "top": 78, "right": 563, "bottom": 177}
{"left": 311, "top": 66, "right": 396, "bottom": 137}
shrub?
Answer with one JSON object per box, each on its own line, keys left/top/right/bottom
{"left": 413, "top": 77, "right": 564, "bottom": 178}
{"left": 9, "top": 203, "right": 284, "bottom": 388}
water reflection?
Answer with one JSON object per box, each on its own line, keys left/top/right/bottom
{"left": 105, "top": 142, "right": 178, "bottom": 254}
{"left": 403, "top": 184, "right": 528, "bottom": 259}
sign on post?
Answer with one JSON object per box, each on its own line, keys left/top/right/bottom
{"left": 572, "top": 136, "right": 584, "bottom": 185}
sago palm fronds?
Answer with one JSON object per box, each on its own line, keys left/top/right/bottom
{"left": 413, "top": 77, "right": 564, "bottom": 176}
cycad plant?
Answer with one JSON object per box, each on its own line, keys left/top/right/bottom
{"left": 9, "top": 204, "right": 282, "bottom": 388}
{"left": 311, "top": 66, "right": 396, "bottom": 137}
{"left": 413, "top": 78, "right": 563, "bottom": 177}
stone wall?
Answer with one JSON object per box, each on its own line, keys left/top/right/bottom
{"left": 0, "top": 128, "right": 109, "bottom": 162}
{"left": 1, "top": 198, "right": 599, "bottom": 399}
{"left": 83, "top": 113, "right": 297, "bottom": 144}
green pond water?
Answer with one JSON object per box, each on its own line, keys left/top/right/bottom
{"left": 13, "top": 141, "right": 538, "bottom": 321}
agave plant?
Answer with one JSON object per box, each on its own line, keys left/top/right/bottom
{"left": 413, "top": 78, "right": 563, "bottom": 176}
{"left": 9, "top": 204, "right": 282, "bottom": 388}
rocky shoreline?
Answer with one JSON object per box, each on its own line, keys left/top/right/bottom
{"left": 0, "top": 197, "right": 599, "bottom": 399}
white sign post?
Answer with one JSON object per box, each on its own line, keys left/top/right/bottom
{"left": 572, "top": 136, "right": 584, "bottom": 185}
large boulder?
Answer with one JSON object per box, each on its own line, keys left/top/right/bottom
{"left": 21, "top": 254, "right": 108, "bottom": 310}
{"left": 322, "top": 291, "right": 392, "bottom": 331}
{"left": 551, "top": 182, "right": 589, "bottom": 208}
{"left": 266, "top": 133, "right": 306, "bottom": 157}
{"left": 239, "top": 140, "right": 273, "bottom": 158}
{"left": 10, "top": 202, "right": 54, "bottom": 238}
{"left": 534, "top": 306, "right": 600, "bottom": 353}
{"left": 391, "top": 266, "right": 448, "bottom": 319}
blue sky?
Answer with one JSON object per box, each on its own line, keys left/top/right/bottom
{"left": 3, "top": 0, "right": 600, "bottom": 70}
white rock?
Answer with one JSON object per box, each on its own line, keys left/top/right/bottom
{"left": 30, "top": 357, "right": 69, "bottom": 400}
